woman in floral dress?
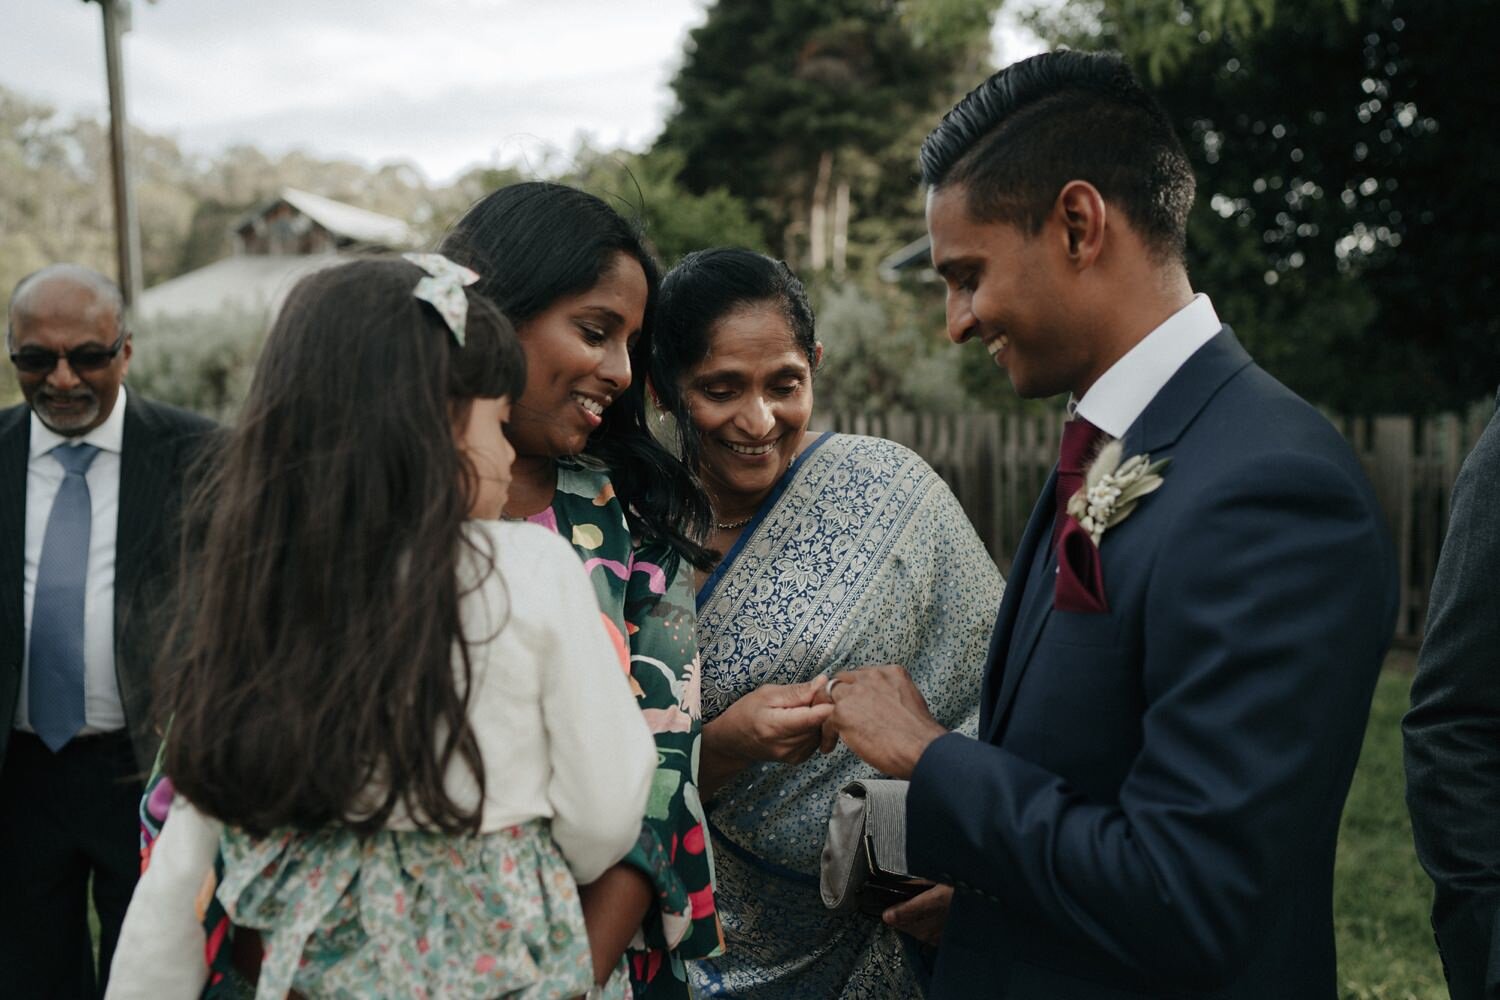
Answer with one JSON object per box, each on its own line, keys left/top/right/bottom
{"left": 438, "top": 182, "right": 723, "bottom": 998}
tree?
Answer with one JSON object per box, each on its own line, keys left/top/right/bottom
{"left": 1030, "top": 0, "right": 1500, "bottom": 413}
{"left": 656, "top": 0, "right": 995, "bottom": 277}
{"left": 813, "top": 279, "right": 979, "bottom": 414}
{"left": 0, "top": 88, "right": 115, "bottom": 306}
{"left": 564, "top": 146, "right": 765, "bottom": 266}
{"left": 127, "top": 306, "right": 268, "bottom": 419}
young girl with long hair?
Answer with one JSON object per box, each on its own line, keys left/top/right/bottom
{"left": 107, "top": 256, "right": 655, "bottom": 999}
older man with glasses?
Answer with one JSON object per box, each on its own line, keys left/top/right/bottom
{"left": 0, "top": 264, "right": 215, "bottom": 998}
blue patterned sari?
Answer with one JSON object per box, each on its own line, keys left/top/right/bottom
{"left": 689, "top": 433, "right": 1004, "bottom": 999}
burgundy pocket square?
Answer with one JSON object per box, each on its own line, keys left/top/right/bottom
{"left": 1054, "top": 519, "right": 1109, "bottom": 614}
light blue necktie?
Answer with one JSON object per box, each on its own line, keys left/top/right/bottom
{"left": 29, "top": 443, "right": 100, "bottom": 752}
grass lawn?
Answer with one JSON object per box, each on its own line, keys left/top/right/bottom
{"left": 1336, "top": 652, "right": 1446, "bottom": 998}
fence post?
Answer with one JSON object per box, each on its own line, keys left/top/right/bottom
{"left": 1371, "top": 417, "right": 1415, "bottom": 640}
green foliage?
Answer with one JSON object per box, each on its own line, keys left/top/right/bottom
{"left": 0, "top": 89, "right": 116, "bottom": 304}
{"left": 902, "top": 0, "right": 1001, "bottom": 52}
{"left": 126, "top": 306, "right": 269, "bottom": 420}
{"left": 174, "top": 198, "right": 241, "bottom": 277}
{"left": 563, "top": 147, "right": 767, "bottom": 267}
{"left": 656, "top": 0, "right": 994, "bottom": 273}
{"left": 1334, "top": 661, "right": 1446, "bottom": 998}
{"left": 1026, "top": 0, "right": 1281, "bottom": 83}
{"left": 0, "top": 84, "right": 519, "bottom": 314}
{"left": 0, "top": 362, "right": 20, "bottom": 408}
{"left": 425, "top": 164, "right": 530, "bottom": 239}
{"left": 650, "top": 0, "right": 1005, "bottom": 423}
{"left": 1030, "top": 0, "right": 1499, "bottom": 413}
{"left": 812, "top": 279, "right": 979, "bottom": 413}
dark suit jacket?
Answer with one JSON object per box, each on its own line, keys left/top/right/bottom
{"left": 0, "top": 391, "right": 215, "bottom": 775}
{"left": 1404, "top": 392, "right": 1500, "bottom": 999}
{"left": 907, "top": 329, "right": 1397, "bottom": 998}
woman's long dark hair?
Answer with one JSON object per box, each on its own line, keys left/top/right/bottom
{"left": 438, "top": 182, "right": 714, "bottom": 569}
{"left": 652, "top": 247, "right": 818, "bottom": 479}
{"left": 160, "top": 257, "right": 527, "bottom": 836}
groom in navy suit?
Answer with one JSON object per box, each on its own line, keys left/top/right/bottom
{"left": 826, "top": 51, "right": 1397, "bottom": 997}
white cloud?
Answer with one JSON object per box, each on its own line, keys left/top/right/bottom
{"left": 0, "top": 0, "right": 1044, "bottom": 184}
{"left": 2, "top": 0, "right": 705, "bottom": 182}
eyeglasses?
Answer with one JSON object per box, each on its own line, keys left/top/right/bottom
{"left": 9, "top": 329, "right": 127, "bottom": 375}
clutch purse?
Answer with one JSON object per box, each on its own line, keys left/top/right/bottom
{"left": 819, "top": 778, "right": 934, "bottom": 916}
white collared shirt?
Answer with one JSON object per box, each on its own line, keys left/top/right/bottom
{"left": 1072, "top": 294, "right": 1222, "bottom": 438}
{"left": 16, "top": 386, "right": 128, "bottom": 734}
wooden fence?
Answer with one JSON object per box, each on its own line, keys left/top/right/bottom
{"left": 815, "top": 402, "right": 1495, "bottom": 645}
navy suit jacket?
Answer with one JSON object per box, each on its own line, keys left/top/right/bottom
{"left": 0, "top": 392, "right": 216, "bottom": 774}
{"left": 907, "top": 329, "right": 1397, "bottom": 998}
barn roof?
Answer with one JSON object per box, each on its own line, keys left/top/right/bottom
{"left": 235, "top": 188, "right": 412, "bottom": 248}
{"left": 137, "top": 254, "right": 341, "bottom": 320}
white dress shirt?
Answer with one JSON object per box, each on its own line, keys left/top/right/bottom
{"left": 1073, "top": 294, "right": 1222, "bottom": 438}
{"left": 16, "top": 386, "right": 128, "bottom": 734}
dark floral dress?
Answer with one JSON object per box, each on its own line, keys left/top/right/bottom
{"left": 138, "top": 768, "right": 242, "bottom": 995}
{"left": 522, "top": 462, "right": 722, "bottom": 998}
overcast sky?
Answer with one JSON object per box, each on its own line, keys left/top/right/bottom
{"left": 1, "top": 1, "right": 1047, "bottom": 184}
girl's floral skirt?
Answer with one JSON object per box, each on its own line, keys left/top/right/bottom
{"left": 216, "top": 818, "right": 628, "bottom": 1000}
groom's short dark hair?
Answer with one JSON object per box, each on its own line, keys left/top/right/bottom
{"left": 921, "top": 50, "right": 1196, "bottom": 263}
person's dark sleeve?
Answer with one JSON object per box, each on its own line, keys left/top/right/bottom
{"left": 1404, "top": 404, "right": 1500, "bottom": 1000}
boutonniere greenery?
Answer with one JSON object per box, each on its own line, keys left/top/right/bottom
{"left": 1066, "top": 440, "right": 1171, "bottom": 546}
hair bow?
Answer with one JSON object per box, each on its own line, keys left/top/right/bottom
{"left": 402, "top": 252, "right": 481, "bottom": 346}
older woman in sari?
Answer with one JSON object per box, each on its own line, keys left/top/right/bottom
{"left": 651, "top": 248, "right": 1003, "bottom": 998}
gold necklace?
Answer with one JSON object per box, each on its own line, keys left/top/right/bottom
{"left": 711, "top": 442, "right": 810, "bottom": 533}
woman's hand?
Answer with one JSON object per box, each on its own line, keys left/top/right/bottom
{"left": 700, "top": 677, "right": 835, "bottom": 796}
{"left": 579, "top": 864, "right": 653, "bottom": 986}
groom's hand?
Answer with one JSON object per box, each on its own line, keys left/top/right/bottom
{"left": 884, "top": 884, "right": 955, "bottom": 947}
{"left": 824, "top": 665, "right": 947, "bottom": 779}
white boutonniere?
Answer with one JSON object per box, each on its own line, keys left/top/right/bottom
{"left": 1066, "top": 440, "right": 1171, "bottom": 546}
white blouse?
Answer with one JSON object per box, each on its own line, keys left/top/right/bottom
{"left": 106, "top": 520, "right": 655, "bottom": 998}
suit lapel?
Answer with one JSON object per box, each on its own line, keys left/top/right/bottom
{"left": 980, "top": 467, "right": 1057, "bottom": 741}
{"left": 1131, "top": 327, "right": 1252, "bottom": 454}
{"left": 0, "top": 407, "right": 31, "bottom": 707}
{"left": 115, "top": 397, "right": 169, "bottom": 631}
{"left": 986, "top": 505, "right": 1061, "bottom": 742}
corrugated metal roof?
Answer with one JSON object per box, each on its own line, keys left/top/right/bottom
{"left": 234, "top": 188, "right": 413, "bottom": 247}
{"left": 879, "top": 234, "right": 934, "bottom": 282}
{"left": 137, "top": 254, "right": 342, "bottom": 320}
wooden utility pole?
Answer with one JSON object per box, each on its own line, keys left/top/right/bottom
{"left": 832, "top": 180, "right": 849, "bottom": 280}
{"left": 89, "top": 0, "right": 143, "bottom": 308}
{"left": 809, "top": 151, "right": 832, "bottom": 273}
